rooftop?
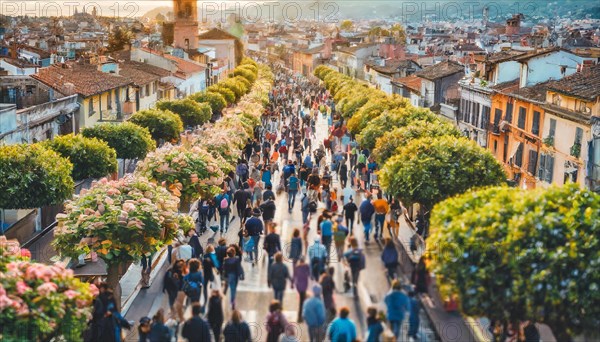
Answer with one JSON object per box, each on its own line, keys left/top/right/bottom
{"left": 198, "top": 28, "right": 239, "bottom": 41}
{"left": 32, "top": 63, "right": 131, "bottom": 97}
{"left": 415, "top": 60, "right": 464, "bottom": 80}
{"left": 139, "top": 48, "right": 205, "bottom": 78}
{"left": 509, "top": 81, "right": 557, "bottom": 103}
{"left": 118, "top": 61, "right": 162, "bottom": 87}
{"left": 337, "top": 43, "right": 377, "bottom": 55}
{"left": 546, "top": 64, "right": 600, "bottom": 102}
{"left": 366, "top": 59, "right": 419, "bottom": 74}
{"left": 392, "top": 75, "right": 422, "bottom": 94}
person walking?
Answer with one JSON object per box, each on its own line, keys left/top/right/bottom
{"left": 384, "top": 279, "right": 410, "bottom": 340}
{"left": 342, "top": 195, "right": 358, "bottom": 234}
{"left": 359, "top": 195, "right": 375, "bottom": 243}
{"left": 149, "top": 309, "right": 171, "bottom": 342}
{"left": 263, "top": 223, "right": 281, "bottom": 270}
{"left": 223, "top": 310, "right": 252, "bottom": 342}
{"left": 182, "top": 258, "right": 203, "bottom": 304}
{"left": 202, "top": 245, "right": 219, "bottom": 307}
{"left": 215, "top": 189, "right": 232, "bottom": 234}
{"left": 320, "top": 266, "right": 336, "bottom": 321}
{"left": 372, "top": 192, "right": 390, "bottom": 241}
{"left": 223, "top": 247, "right": 244, "bottom": 309}
{"left": 259, "top": 197, "right": 276, "bottom": 226}
{"left": 381, "top": 238, "right": 399, "bottom": 280}
{"left": 300, "top": 192, "right": 311, "bottom": 225}
{"left": 319, "top": 212, "right": 333, "bottom": 262}
{"left": 244, "top": 208, "right": 264, "bottom": 265}
{"left": 268, "top": 252, "right": 292, "bottom": 303}
{"left": 181, "top": 304, "right": 212, "bottom": 342}
{"left": 308, "top": 236, "right": 328, "bottom": 280}
{"left": 333, "top": 216, "right": 349, "bottom": 262}
{"left": 233, "top": 183, "right": 252, "bottom": 229}
{"left": 187, "top": 229, "right": 203, "bottom": 259}
{"left": 293, "top": 256, "right": 310, "bottom": 322}
{"left": 343, "top": 237, "right": 365, "bottom": 297}
{"left": 266, "top": 300, "right": 288, "bottom": 342}
{"left": 207, "top": 290, "right": 225, "bottom": 342}
{"left": 286, "top": 172, "right": 300, "bottom": 212}
{"left": 408, "top": 288, "right": 421, "bottom": 341}
{"left": 288, "top": 228, "right": 303, "bottom": 266}
{"left": 302, "top": 285, "right": 327, "bottom": 342}
{"left": 327, "top": 307, "right": 357, "bottom": 342}
{"left": 365, "top": 307, "right": 384, "bottom": 342}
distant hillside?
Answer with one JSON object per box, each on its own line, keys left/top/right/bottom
{"left": 142, "top": 6, "right": 171, "bottom": 20}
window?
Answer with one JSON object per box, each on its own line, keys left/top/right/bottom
{"left": 88, "top": 97, "right": 94, "bottom": 116}
{"left": 481, "top": 106, "right": 491, "bottom": 129}
{"left": 517, "top": 107, "right": 526, "bottom": 129}
{"left": 494, "top": 109, "right": 502, "bottom": 125}
{"left": 549, "top": 118, "right": 557, "bottom": 138}
{"left": 552, "top": 94, "right": 561, "bottom": 105}
{"left": 145, "top": 84, "right": 150, "bottom": 97}
{"left": 472, "top": 103, "right": 480, "bottom": 127}
{"left": 494, "top": 140, "right": 498, "bottom": 153}
{"left": 503, "top": 135, "right": 509, "bottom": 162}
{"left": 532, "top": 111, "right": 540, "bottom": 135}
{"left": 579, "top": 101, "right": 588, "bottom": 112}
{"left": 515, "top": 143, "right": 524, "bottom": 167}
{"left": 505, "top": 101, "right": 513, "bottom": 124}
{"left": 527, "top": 150, "right": 538, "bottom": 174}
{"left": 575, "top": 127, "right": 583, "bottom": 145}
{"left": 538, "top": 153, "right": 555, "bottom": 183}
{"left": 107, "top": 90, "right": 112, "bottom": 110}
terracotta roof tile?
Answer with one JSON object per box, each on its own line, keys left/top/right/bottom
{"left": 198, "top": 28, "right": 238, "bottom": 40}
{"left": 139, "top": 48, "right": 205, "bottom": 78}
{"left": 415, "top": 60, "right": 464, "bottom": 80}
{"left": 32, "top": 63, "right": 131, "bottom": 97}
{"left": 392, "top": 75, "right": 422, "bottom": 94}
{"left": 546, "top": 64, "right": 600, "bottom": 102}
{"left": 118, "top": 62, "right": 161, "bottom": 86}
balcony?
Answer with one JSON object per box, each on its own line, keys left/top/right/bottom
{"left": 489, "top": 123, "right": 500, "bottom": 135}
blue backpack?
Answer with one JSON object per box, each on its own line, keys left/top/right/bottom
{"left": 182, "top": 276, "right": 202, "bottom": 298}
{"left": 288, "top": 177, "right": 299, "bottom": 191}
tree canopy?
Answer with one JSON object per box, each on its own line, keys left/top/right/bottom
{"left": 0, "top": 144, "right": 74, "bottom": 209}
{"left": 129, "top": 108, "right": 183, "bottom": 143}
{"left": 190, "top": 91, "right": 227, "bottom": 116}
{"left": 429, "top": 184, "right": 600, "bottom": 341}
{"left": 81, "top": 122, "right": 155, "bottom": 160}
{"left": 156, "top": 99, "right": 212, "bottom": 127}
{"left": 379, "top": 136, "right": 506, "bottom": 209}
{"left": 43, "top": 134, "right": 118, "bottom": 181}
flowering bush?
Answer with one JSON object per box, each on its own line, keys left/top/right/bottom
{"left": 53, "top": 175, "right": 180, "bottom": 265}
{"left": 208, "top": 85, "right": 236, "bottom": 105}
{"left": 135, "top": 144, "right": 224, "bottom": 202}
{"left": 0, "top": 144, "right": 74, "bottom": 209}
{"left": 189, "top": 128, "right": 242, "bottom": 167}
{"left": 190, "top": 91, "right": 227, "bottom": 116}
{"left": 0, "top": 241, "right": 97, "bottom": 341}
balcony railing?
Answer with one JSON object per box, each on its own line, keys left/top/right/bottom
{"left": 489, "top": 123, "right": 500, "bottom": 135}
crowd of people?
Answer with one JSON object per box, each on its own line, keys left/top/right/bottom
{"left": 85, "top": 61, "right": 428, "bottom": 342}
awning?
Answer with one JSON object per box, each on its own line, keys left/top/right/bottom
{"left": 509, "top": 142, "right": 522, "bottom": 160}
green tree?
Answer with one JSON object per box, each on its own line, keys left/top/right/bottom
{"left": 156, "top": 99, "right": 212, "bottom": 127}
{"left": 43, "top": 134, "right": 117, "bottom": 181}
{"left": 107, "top": 26, "right": 134, "bottom": 52}
{"left": 0, "top": 144, "right": 74, "bottom": 210}
{"left": 390, "top": 24, "right": 406, "bottom": 45}
{"left": 190, "top": 91, "right": 227, "bottom": 116}
{"left": 81, "top": 122, "right": 155, "bottom": 160}
{"left": 347, "top": 95, "right": 410, "bottom": 134}
{"left": 208, "top": 85, "right": 236, "bottom": 105}
{"left": 340, "top": 20, "right": 354, "bottom": 31}
{"left": 379, "top": 136, "right": 506, "bottom": 211}
{"left": 129, "top": 108, "right": 183, "bottom": 143}
{"left": 373, "top": 119, "right": 462, "bottom": 164}
{"left": 429, "top": 184, "right": 600, "bottom": 342}
{"left": 357, "top": 107, "right": 438, "bottom": 150}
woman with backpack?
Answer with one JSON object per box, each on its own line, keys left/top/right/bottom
{"left": 202, "top": 245, "right": 220, "bottom": 308}
{"left": 265, "top": 300, "right": 288, "bottom": 342}
{"left": 182, "top": 259, "right": 204, "bottom": 304}
{"left": 163, "top": 259, "right": 186, "bottom": 322}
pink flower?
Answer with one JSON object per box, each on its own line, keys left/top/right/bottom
{"left": 37, "top": 282, "right": 58, "bottom": 296}
{"left": 123, "top": 201, "right": 136, "bottom": 212}
{"left": 89, "top": 284, "right": 99, "bottom": 297}
{"left": 16, "top": 281, "right": 31, "bottom": 295}
{"left": 64, "top": 290, "right": 79, "bottom": 300}
{"left": 0, "top": 294, "right": 12, "bottom": 311}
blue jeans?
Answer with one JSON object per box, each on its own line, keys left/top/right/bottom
{"left": 219, "top": 210, "right": 230, "bottom": 232}
{"left": 302, "top": 210, "right": 309, "bottom": 224}
{"left": 390, "top": 320, "right": 403, "bottom": 339}
{"left": 363, "top": 220, "right": 372, "bottom": 241}
{"left": 375, "top": 214, "right": 386, "bottom": 238}
{"left": 346, "top": 217, "right": 354, "bottom": 234}
{"left": 273, "top": 288, "right": 284, "bottom": 303}
{"left": 250, "top": 236, "right": 260, "bottom": 261}
{"left": 288, "top": 190, "right": 298, "bottom": 209}
{"left": 227, "top": 274, "right": 238, "bottom": 306}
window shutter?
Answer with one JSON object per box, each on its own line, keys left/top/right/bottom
{"left": 546, "top": 155, "right": 555, "bottom": 183}
{"left": 538, "top": 154, "right": 546, "bottom": 179}
{"left": 528, "top": 150, "right": 538, "bottom": 174}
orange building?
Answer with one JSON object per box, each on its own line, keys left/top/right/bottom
{"left": 488, "top": 81, "right": 547, "bottom": 189}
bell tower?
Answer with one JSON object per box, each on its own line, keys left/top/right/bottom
{"left": 173, "top": 0, "right": 198, "bottom": 49}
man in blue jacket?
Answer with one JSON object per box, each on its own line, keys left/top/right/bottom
{"left": 384, "top": 279, "right": 411, "bottom": 340}
{"left": 359, "top": 195, "right": 375, "bottom": 242}
{"left": 327, "top": 306, "right": 357, "bottom": 342}
{"left": 303, "top": 285, "right": 327, "bottom": 342}
{"left": 244, "top": 208, "right": 264, "bottom": 265}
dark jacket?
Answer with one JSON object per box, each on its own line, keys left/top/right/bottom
{"left": 289, "top": 237, "right": 302, "bottom": 261}
{"left": 233, "top": 189, "right": 252, "bottom": 209}
{"left": 263, "top": 233, "right": 281, "bottom": 257}
{"left": 268, "top": 262, "right": 290, "bottom": 290}
{"left": 359, "top": 200, "right": 375, "bottom": 222}
{"left": 148, "top": 322, "right": 170, "bottom": 342}
{"left": 260, "top": 200, "right": 276, "bottom": 221}
{"left": 207, "top": 295, "right": 225, "bottom": 327}
{"left": 244, "top": 217, "right": 264, "bottom": 236}
{"left": 188, "top": 235, "right": 203, "bottom": 258}
{"left": 181, "top": 316, "right": 211, "bottom": 342}
{"left": 223, "top": 257, "right": 244, "bottom": 279}
{"left": 223, "top": 321, "right": 252, "bottom": 342}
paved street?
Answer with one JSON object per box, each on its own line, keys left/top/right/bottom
{"left": 123, "top": 77, "right": 436, "bottom": 342}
